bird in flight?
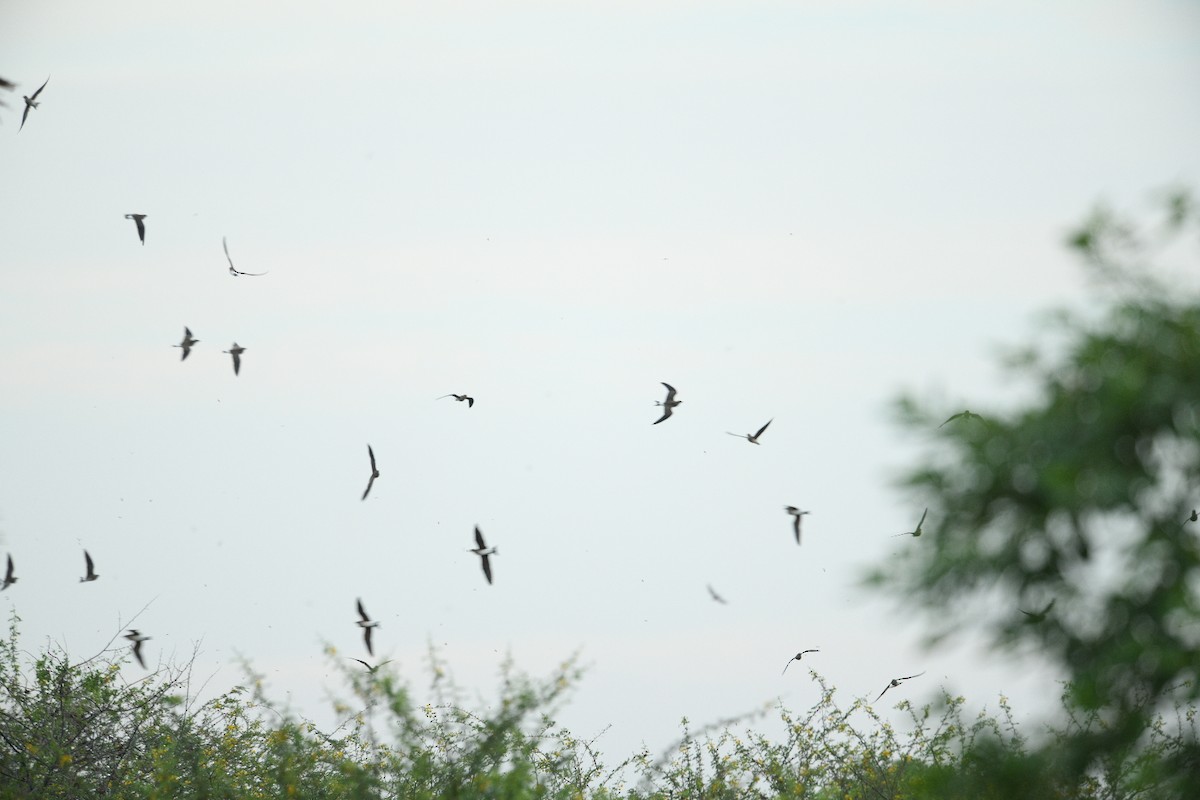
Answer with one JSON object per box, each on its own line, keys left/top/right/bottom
{"left": 361, "top": 445, "right": 380, "bottom": 500}
{"left": 19, "top": 76, "right": 49, "bottom": 132}
{"left": 781, "top": 649, "right": 819, "bottom": 675}
{"left": 356, "top": 599, "right": 380, "bottom": 656}
{"left": 1020, "top": 598, "right": 1056, "bottom": 623}
{"left": 125, "top": 214, "right": 147, "bottom": 245}
{"left": 727, "top": 419, "right": 772, "bottom": 444}
{"left": 784, "top": 506, "right": 810, "bottom": 545}
{"left": 80, "top": 550, "right": 99, "bottom": 582}
{"left": 222, "top": 237, "right": 268, "bottom": 276}
{"left": 470, "top": 526, "right": 497, "bottom": 585}
{"left": 124, "top": 630, "right": 151, "bottom": 669}
{"left": 893, "top": 508, "right": 928, "bottom": 537}
{"left": 223, "top": 343, "right": 245, "bottom": 375}
{"left": 348, "top": 658, "right": 393, "bottom": 673}
{"left": 875, "top": 671, "right": 925, "bottom": 702}
{"left": 173, "top": 327, "right": 199, "bottom": 361}
{"left": 438, "top": 394, "right": 475, "bottom": 408}
{"left": 653, "top": 382, "right": 681, "bottom": 424}
{"left": 0, "top": 555, "right": 15, "bottom": 591}
{"left": 1183, "top": 509, "right": 1198, "bottom": 527}
{"left": 939, "top": 410, "right": 986, "bottom": 428}
{"left": 707, "top": 584, "right": 727, "bottom": 604}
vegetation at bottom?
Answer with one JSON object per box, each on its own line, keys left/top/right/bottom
{"left": 0, "top": 617, "right": 1194, "bottom": 800}
{"left": 1, "top": 191, "right": 1197, "bottom": 798}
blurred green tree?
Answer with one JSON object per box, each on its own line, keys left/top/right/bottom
{"left": 874, "top": 188, "right": 1200, "bottom": 795}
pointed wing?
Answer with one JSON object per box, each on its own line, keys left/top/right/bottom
{"left": 652, "top": 407, "right": 673, "bottom": 424}
{"left": 19, "top": 102, "right": 31, "bottom": 131}
{"left": 4, "top": 555, "right": 11, "bottom": 581}
{"left": 367, "top": 445, "right": 377, "bottom": 473}
{"left": 466, "top": 396, "right": 474, "bottom": 407}
{"left": 754, "top": 419, "right": 772, "bottom": 439}
{"left": 84, "top": 550, "right": 94, "bottom": 576}
{"left": 231, "top": 352, "right": 241, "bottom": 375}
{"left": 363, "top": 626, "right": 374, "bottom": 656}
{"left": 474, "top": 526, "right": 487, "bottom": 550}
{"left": 480, "top": 553, "right": 493, "bottom": 584}
{"left": 361, "top": 473, "right": 375, "bottom": 500}
{"left": 875, "top": 684, "right": 891, "bottom": 702}
{"left": 132, "top": 640, "right": 147, "bottom": 669}
{"left": 223, "top": 237, "right": 237, "bottom": 274}
{"left": 30, "top": 76, "right": 48, "bottom": 101}
{"left": 357, "top": 598, "right": 369, "bottom": 622}
{"left": 793, "top": 514, "right": 802, "bottom": 544}
{"left": 915, "top": 508, "right": 928, "bottom": 530}
{"left": 900, "top": 671, "right": 926, "bottom": 681}
{"left": 350, "top": 658, "right": 371, "bottom": 670}
{"left": 134, "top": 216, "right": 146, "bottom": 243}
{"left": 660, "top": 382, "right": 676, "bottom": 403}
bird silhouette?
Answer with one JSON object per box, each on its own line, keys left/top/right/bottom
{"left": 356, "top": 599, "right": 380, "bottom": 656}
{"left": 707, "top": 584, "right": 728, "bottom": 604}
{"left": 437, "top": 393, "right": 475, "bottom": 407}
{"left": 784, "top": 506, "right": 810, "bottom": 545}
{"left": 0, "top": 555, "right": 15, "bottom": 591}
{"left": 875, "top": 671, "right": 925, "bottom": 702}
{"left": 125, "top": 214, "right": 147, "bottom": 245}
{"left": 348, "top": 658, "right": 393, "bottom": 673}
{"left": 1020, "top": 598, "right": 1056, "bottom": 623}
{"left": 19, "top": 76, "right": 49, "bottom": 132}
{"left": 124, "top": 630, "right": 150, "bottom": 669}
{"left": 470, "top": 526, "right": 497, "bottom": 584}
{"left": 223, "top": 237, "right": 269, "bottom": 276}
{"left": 361, "top": 445, "right": 379, "bottom": 500}
{"left": 781, "top": 649, "right": 819, "bottom": 675}
{"left": 173, "top": 327, "right": 199, "bottom": 361}
{"left": 223, "top": 343, "right": 245, "bottom": 375}
{"left": 939, "top": 410, "right": 985, "bottom": 429}
{"left": 653, "top": 382, "right": 681, "bottom": 424}
{"left": 80, "top": 550, "right": 99, "bottom": 583}
{"left": 893, "top": 508, "right": 928, "bottom": 537}
{"left": 727, "top": 419, "right": 772, "bottom": 444}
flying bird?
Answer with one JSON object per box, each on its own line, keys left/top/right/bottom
{"left": 355, "top": 599, "right": 380, "bottom": 656}
{"left": 893, "top": 508, "right": 928, "bottom": 537}
{"left": 784, "top": 506, "right": 810, "bottom": 545}
{"left": 348, "top": 658, "right": 393, "bottom": 673}
{"left": 939, "top": 410, "right": 986, "bottom": 429}
{"left": 1183, "top": 509, "right": 1198, "bottom": 527}
{"left": 875, "top": 671, "right": 926, "bottom": 702}
{"left": 125, "top": 214, "right": 147, "bottom": 245}
{"left": 80, "top": 550, "right": 99, "bottom": 583}
{"left": 727, "top": 419, "right": 772, "bottom": 444}
{"left": 470, "top": 526, "right": 497, "bottom": 585}
{"left": 361, "top": 445, "right": 380, "bottom": 500}
{"left": 222, "top": 237, "right": 269, "bottom": 276}
{"left": 653, "top": 382, "right": 681, "bottom": 424}
{"left": 19, "top": 76, "right": 49, "bottom": 132}
{"left": 0, "top": 555, "right": 15, "bottom": 591}
{"left": 124, "top": 630, "right": 150, "bottom": 669}
{"left": 437, "top": 393, "right": 475, "bottom": 407}
{"left": 1020, "top": 598, "right": 1056, "bottom": 623}
{"left": 222, "top": 343, "right": 245, "bottom": 375}
{"left": 781, "top": 649, "right": 819, "bottom": 675}
{"left": 173, "top": 327, "right": 199, "bottom": 360}
{"left": 707, "top": 584, "right": 727, "bottom": 604}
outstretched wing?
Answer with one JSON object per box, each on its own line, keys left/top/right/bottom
{"left": 653, "top": 407, "right": 673, "bottom": 424}
{"left": 480, "top": 553, "right": 493, "bottom": 584}
{"left": 754, "top": 419, "right": 772, "bottom": 439}
{"left": 357, "top": 598, "right": 369, "bottom": 622}
{"left": 474, "top": 526, "right": 487, "bottom": 550}
{"left": 30, "top": 76, "right": 49, "bottom": 101}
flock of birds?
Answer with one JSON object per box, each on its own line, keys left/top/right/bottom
{"left": 4, "top": 72, "right": 1114, "bottom": 708}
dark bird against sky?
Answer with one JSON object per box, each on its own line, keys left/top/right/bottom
{"left": 939, "top": 409, "right": 985, "bottom": 428}
{"left": 0, "top": 555, "right": 15, "bottom": 591}
{"left": 19, "top": 76, "right": 49, "bottom": 132}
{"left": 223, "top": 237, "right": 269, "bottom": 276}
{"left": 875, "top": 671, "right": 925, "bottom": 702}
{"left": 438, "top": 393, "right": 475, "bottom": 407}
{"left": 782, "top": 649, "right": 819, "bottom": 675}
{"left": 727, "top": 418, "right": 772, "bottom": 444}
{"left": 223, "top": 343, "right": 245, "bottom": 375}
{"left": 784, "top": 506, "right": 810, "bottom": 545}
{"left": 124, "top": 629, "right": 150, "bottom": 669}
{"left": 80, "top": 550, "right": 98, "bottom": 582}
{"left": 470, "top": 526, "right": 497, "bottom": 585}
{"left": 653, "top": 382, "right": 681, "bottom": 424}
{"left": 893, "top": 508, "right": 928, "bottom": 537}
{"left": 355, "top": 599, "right": 380, "bottom": 656}
{"left": 361, "top": 445, "right": 379, "bottom": 500}
{"left": 174, "top": 327, "right": 198, "bottom": 361}
{"left": 125, "top": 213, "right": 147, "bottom": 245}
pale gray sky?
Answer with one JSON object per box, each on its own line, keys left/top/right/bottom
{"left": 2, "top": 0, "right": 1198, "bottom": 761}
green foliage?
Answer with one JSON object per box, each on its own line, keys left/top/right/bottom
{"left": 873, "top": 189, "right": 1200, "bottom": 794}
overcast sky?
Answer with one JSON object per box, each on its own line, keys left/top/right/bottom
{"left": 2, "top": 0, "right": 1198, "bottom": 762}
